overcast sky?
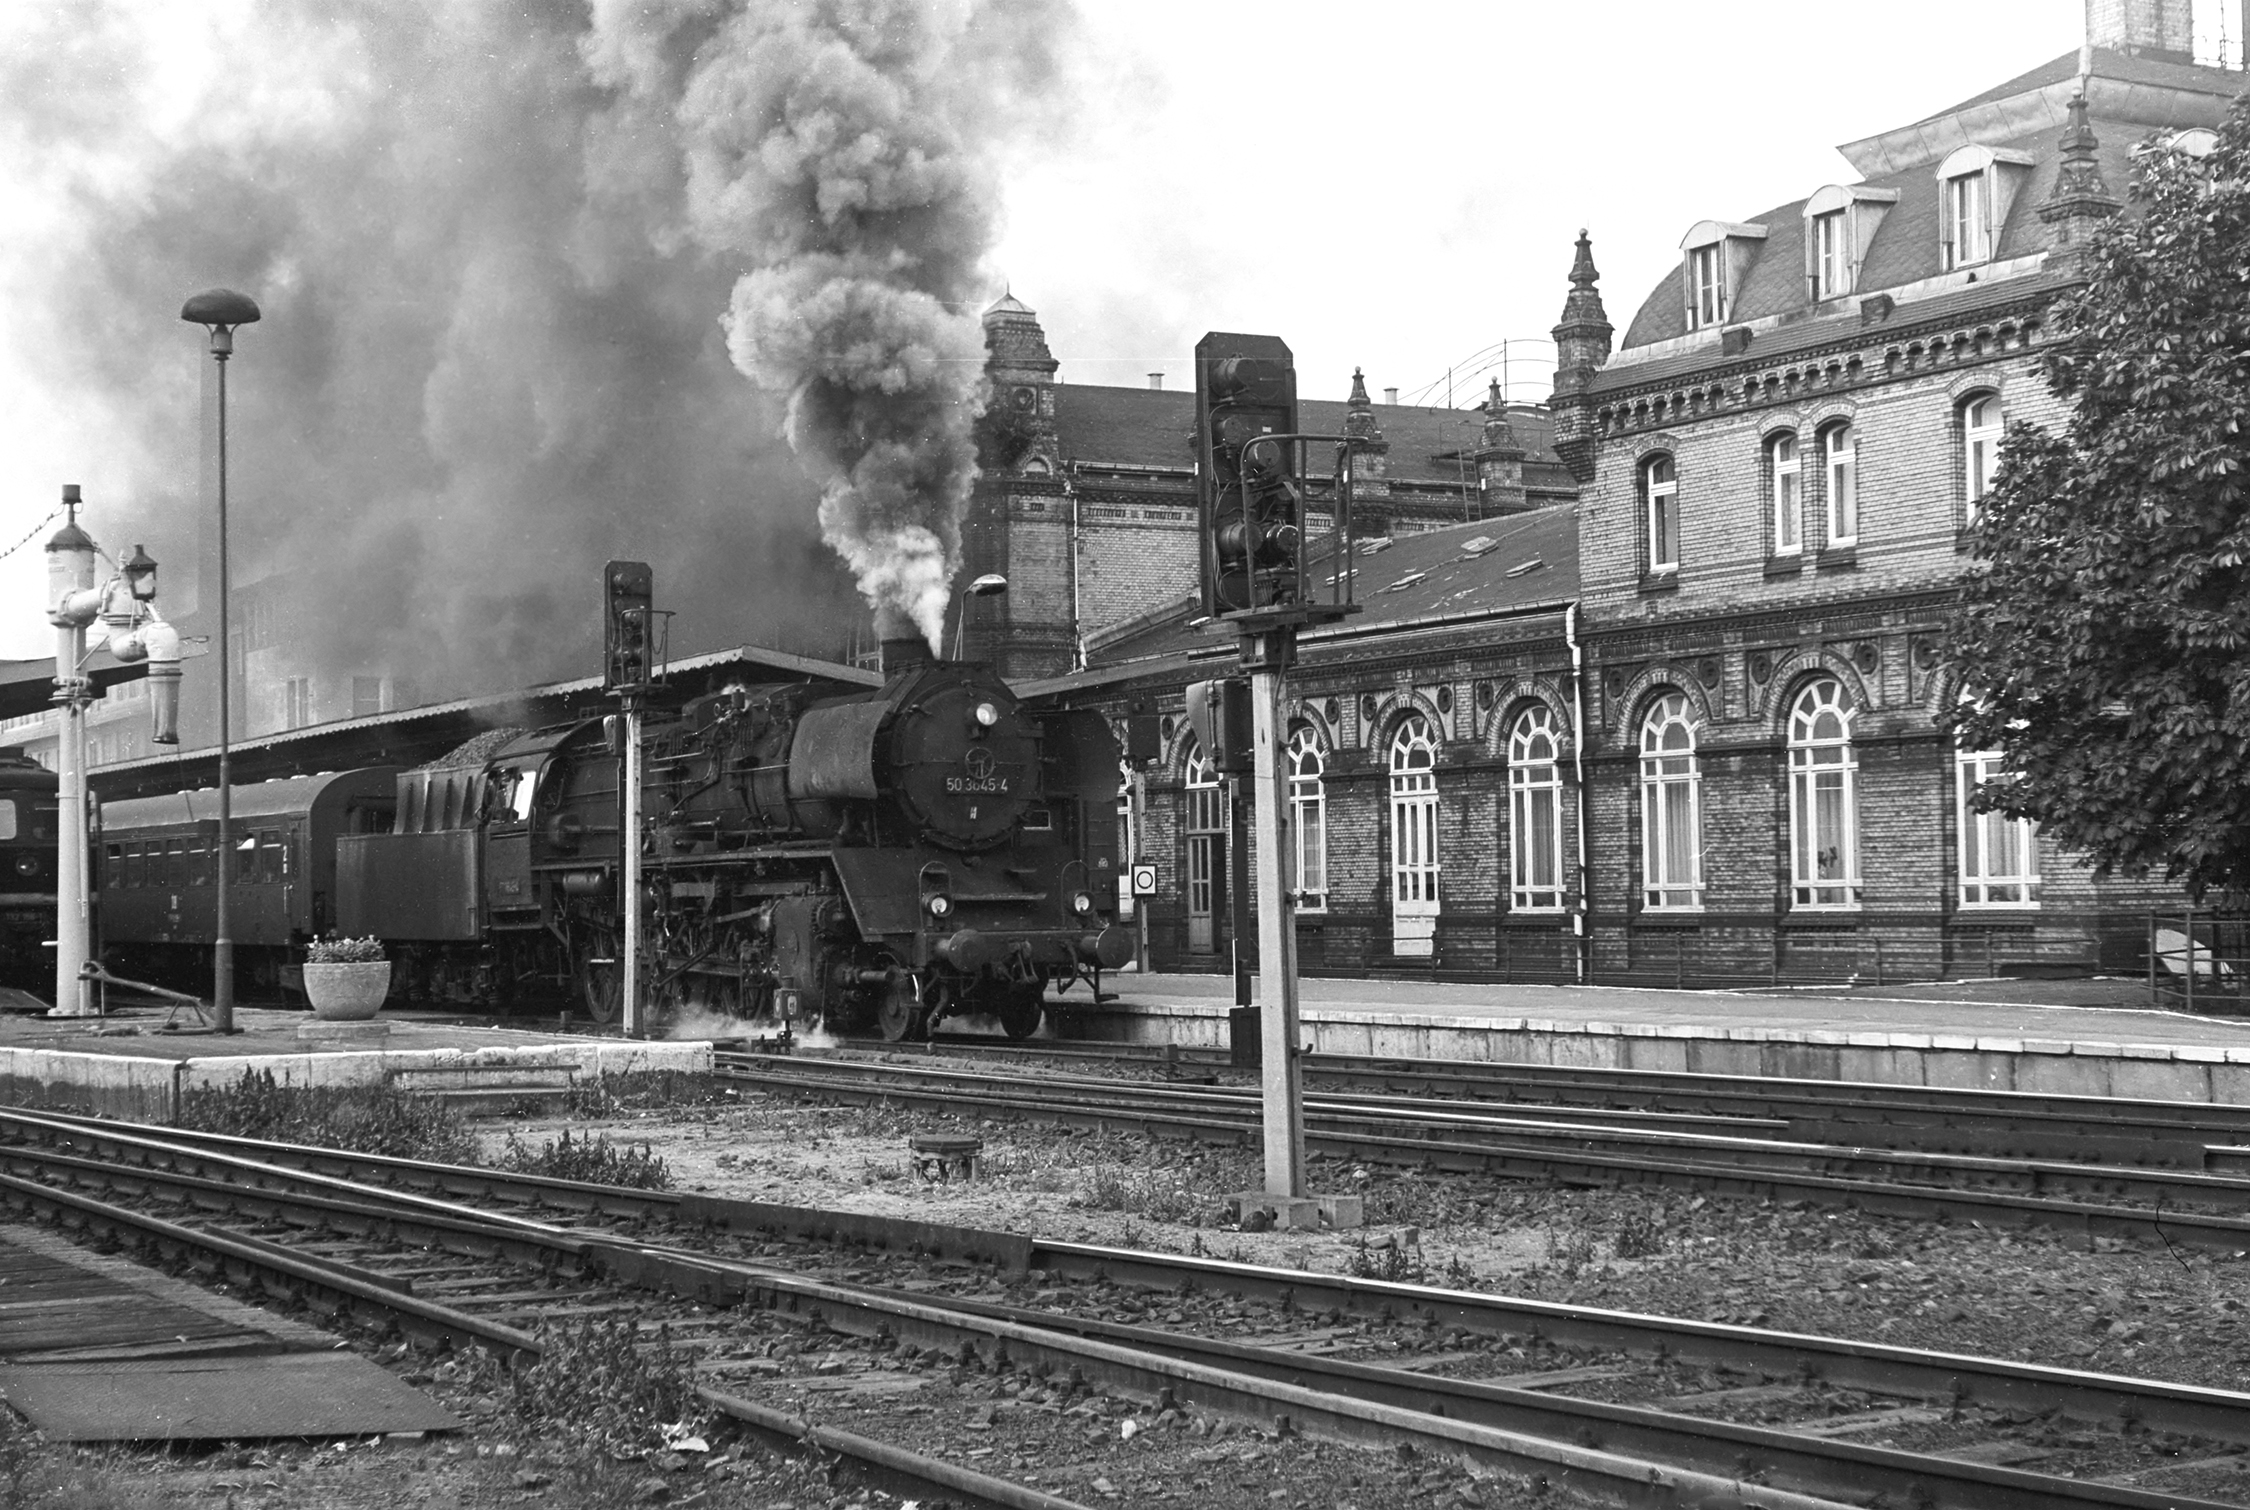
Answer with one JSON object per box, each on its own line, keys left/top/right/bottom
{"left": 0, "top": 0, "right": 2155, "bottom": 662}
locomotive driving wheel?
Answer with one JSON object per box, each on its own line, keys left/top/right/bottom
{"left": 573, "top": 931, "right": 622, "bottom": 1026}
{"left": 997, "top": 982, "right": 1045, "bottom": 1041}
{"left": 876, "top": 972, "right": 928, "bottom": 1043}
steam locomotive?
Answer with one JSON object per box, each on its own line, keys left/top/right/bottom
{"left": 98, "top": 638, "right": 1129, "bottom": 1039}
{"left": 0, "top": 752, "right": 58, "bottom": 992}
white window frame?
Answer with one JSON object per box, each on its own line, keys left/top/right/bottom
{"left": 1788, "top": 678, "right": 1861, "bottom": 909}
{"left": 1507, "top": 705, "right": 1566, "bottom": 912}
{"left": 1957, "top": 748, "right": 2040, "bottom": 907}
{"left": 1640, "top": 694, "right": 1703, "bottom": 910}
{"left": 1115, "top": 759, "right": 1136, "bottom": 919}
{"left": 1687, "top": 243, "right": 1725, "bottom": 330}
{"left": 1644, "top": 454, "right": 1679, "bottom": 573}
{"left": 1823, "top": 424, "right": 1857, "bottom": 546}
{"left": 1963, "top": 395, "right": 2001, "bottom": 525}
{"left": 1288, "top": 726, "right": 1327, "bottom": 913}
{"left": 1183, "top": 743, "right": 1222, "bottom": 953}
{"left": 1813, "top": 209, "right": 1849, "bottom": 299}
{"left": 1771, "top": 433, "right": 1801, "bottom": 555}
{"left": 1388, "top": 716, "right": 1441, "bottom": 955}
{"left": 1944, "top": 170, "right": 1990, "bottom": 269}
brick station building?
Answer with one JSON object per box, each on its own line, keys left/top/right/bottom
{"left": 992, "top": 25, "right": 2235, "bottom": 982}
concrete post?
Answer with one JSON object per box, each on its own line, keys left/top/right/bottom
{"left": 1249, "top": 653, "right": 1306, "bottom": 1196}
{"left": 622, "top": 698, "right": 644, "bottom": 1037}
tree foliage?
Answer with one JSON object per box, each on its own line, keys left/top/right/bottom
{"left": 1945, "top": 96, "right": 2250, "bottom": 902}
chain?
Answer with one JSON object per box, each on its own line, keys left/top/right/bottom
{"left": 0, "top": 506, "right": 63, "bottom": 563}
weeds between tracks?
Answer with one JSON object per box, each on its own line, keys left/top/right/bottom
{"left": 177, "top": 1068, "right": 480, "bottom": 1163}
{"left": 493, "top": 1127, "right": 673, "bottom": 1189}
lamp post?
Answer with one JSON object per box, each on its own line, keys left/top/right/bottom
{"left": 952, "top": 572, "right": 1007, "bottom": 661}
{"left": 45, "top": 499, "right": 180, "bottom": 1017}
{"left": 181, "top": 288, "right": 259, "bottom": 1036}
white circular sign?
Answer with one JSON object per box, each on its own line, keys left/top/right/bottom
{"left": 1131, "top": 863, "right": 1158, "bottom": 897}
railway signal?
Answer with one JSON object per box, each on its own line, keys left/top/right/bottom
{"left": 603, "top": 560, "right": 655, "bottom": 692}
{"left": 1190, "top": 330, "right": 1369, "bottom": 1229}
{"left": 1194, "top": 334, "right": 1300, "bottom": 618}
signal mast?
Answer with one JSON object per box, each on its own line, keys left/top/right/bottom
{"left": 1187, "top": 333, "right": 1362, "bottom": 1229}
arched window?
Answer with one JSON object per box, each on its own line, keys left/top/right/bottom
{"left": 1183, "top": 740, "right": 1222, "bottom": 954}
{"left": 1963, "top": 395, "right": 2001, "bottom": 524}
{"left": 1957, "top": 747, "right": 2039, "bottom": 906}
{"left": 1289, "top": 726, "right": 1327, "bottom": 913}
{"left": 1388, "top": 716, "right": 1440, "bottom": 955}
{"left": 1769, "top": 432, "right": 1801, "bottom": 556}
{"left": 1822, "top": 423, "right": 1857, "bottom": 546}
{"left": 1787, "top": 678, "right": 1860, "bottom": 908}
{"left": 1508, "top": 705, "right": 1565, "bottom": 911}
{"left": 1643, "top": 454, "right": 1679, "bottom": 573}
{"left": 1640, "top": 694, "right": 1702, "bottom": 909}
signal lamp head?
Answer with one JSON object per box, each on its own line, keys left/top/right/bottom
{"left": 926, "top": 893, "right": 954, "bottom": 919}
{"left": 973, "top": 702, "right": 999, "bottom": 728}
{"left": 1071, "top": 891, "right": 1095, "bottom": 916}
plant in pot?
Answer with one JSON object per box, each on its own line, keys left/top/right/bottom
{"left": 302, "top": 935, "right": 391, "bottom": 1021}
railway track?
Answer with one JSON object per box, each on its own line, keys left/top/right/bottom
{"left": 851, "top": 1033, "right": 2250, "bottom": 1166}
{"left": 744, "top": 1050, "right": 2250, "bottom": 1248}
{"left": 4, "top": 1105, "right": 2250, "bottom": 1506}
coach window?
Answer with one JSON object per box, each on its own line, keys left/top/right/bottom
{"left": 1788, "top": 677, "right": 1861, "bottom": 908}
{"left": 1963, "top": 395, "right": 2002, "bottom": 525}
{"left": 1957, "top": 747, "right": 2040, "bottom": 906}
{"left": 1768, "top": 433, "right": 1801, "bottom": 555}
{"left": 1289, "top": 725, "right": 1328, "bottom": 914}
{"left": 1643, "top": 454, "right": 1680, "bottom": 574}
{"left": 1389, "top": 716, "right": 1441, "bottom": 955}
{"left": 0, "top": 800, "right": 13, "bottom": 840}
{"left": 1640, "top": 693, "right": 1703, "bottom": 910}
{"left": 1508, "top": 705, "right": 1565, "bottom": 912}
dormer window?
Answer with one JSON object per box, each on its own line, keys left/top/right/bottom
{"left": 1689, "top": 244, "right": 1726, "bottom": 328}
{"left": 1937, "top": 145, "right": 2034, "bottom": 270}
{"left": 1813, "top": 211, "right": 1847, "bottom": 299}
{"left": 1801, "top": 185, "right": 1898, "bottom": 302}
{"left": 1679, "top": 221, "right": 1768, "bottom": 331}
{"left": 1946, "top": 171, "right": 1989, "bottom": 265}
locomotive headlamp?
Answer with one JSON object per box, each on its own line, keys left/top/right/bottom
{"left": 1071, "top": 891, "right": 1095, "bottom": 916}
{"left": 14, "top": 854, "right": 37, "bottom": 877}
{"left": 926, "top": 893, "right": 954, "bottom": 919}
{"left": 973, "top": 702, "right": 999, "bottom": 728}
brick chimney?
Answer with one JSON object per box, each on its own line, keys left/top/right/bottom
{"left": 2084, "top": 0, "right": 2192, "bottom": 62}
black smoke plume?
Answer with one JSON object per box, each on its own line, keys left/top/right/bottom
{"left": 2, "top": 0, "right": 1072, "bottom": 711}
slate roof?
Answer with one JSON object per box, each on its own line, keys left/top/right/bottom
{"left": 1050, "top": 385, "right": 1561, "bottom": 485}
{"left": 1611, "top": 48, "right": 2238, "bottom": 359}
{"left": 1074, "top": 505, "right": 1579, "bottom": 674}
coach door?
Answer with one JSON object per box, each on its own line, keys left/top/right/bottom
{"left": 1389, "top": 716, "right": 1440, "bottom": 957}
{"left": 1183, "top": 744, "right": 1222, "bottom": 955}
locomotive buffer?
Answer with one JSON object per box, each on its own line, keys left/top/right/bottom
{"left": 1190, "top": 333, "right": 1364, "bottom": 1231}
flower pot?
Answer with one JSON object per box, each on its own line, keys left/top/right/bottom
{"left": 303, "top": 961, "right": 392, "bottom": 1021}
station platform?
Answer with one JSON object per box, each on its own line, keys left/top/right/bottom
{"left": 0, "top": 1004, "right": 710, "bottom": 1122}
{"left": 1062, "top": 972, "right": 2250, "bottom": 1104}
